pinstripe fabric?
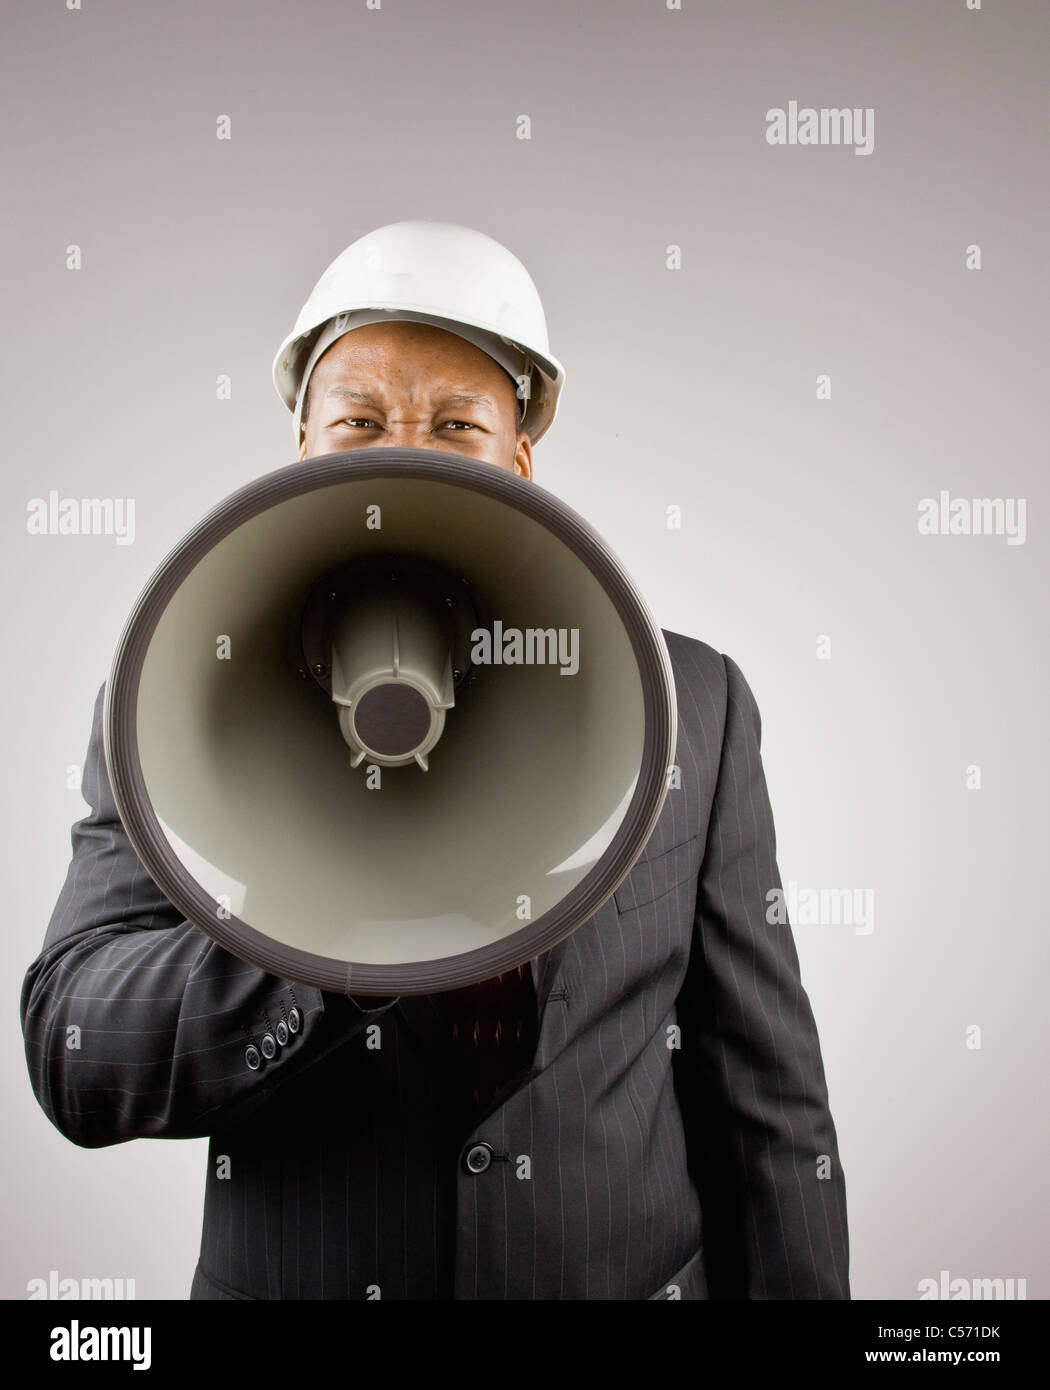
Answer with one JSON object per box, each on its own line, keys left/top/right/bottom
{"left": 20, "top": 631, "right": 849, "bottom": 1299}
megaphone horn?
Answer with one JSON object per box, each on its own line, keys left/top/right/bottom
{"left": 103, "top": 447, "right": 676, "bottom": 996}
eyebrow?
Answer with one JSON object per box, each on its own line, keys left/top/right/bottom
{"left": 323, "top": 386, "right": 497, "bottom": 413}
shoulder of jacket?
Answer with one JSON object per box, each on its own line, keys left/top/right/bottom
{"left": 660, "top": 628, "right": 729, "bottom": 685}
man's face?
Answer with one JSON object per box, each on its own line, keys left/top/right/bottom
{"left": 297, "top": 320, "right": 533, "bottom": 479}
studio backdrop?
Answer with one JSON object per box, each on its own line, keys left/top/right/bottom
{"left": 4, "top": 0, "right": 1047, "bottom": 1302}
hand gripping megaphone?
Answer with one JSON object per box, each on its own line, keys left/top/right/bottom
{"left": 103, "top": 447, "right": 676, "bottom": 996}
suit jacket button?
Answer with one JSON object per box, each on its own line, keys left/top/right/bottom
{"left": 245, "top": 1045, "right": 261, "bottom": 1070}
{"left": 287, "top": 1007, "right": 301, "bottom": 1034}
{"left": 464, "top": 1142, "right": 493, "bottom": 1174}
{"left": 275, "top": 1021, "right": 289, "bottom": 1046}
{"left": 260, "top": 1033, "right": 277, "bottom": 1059}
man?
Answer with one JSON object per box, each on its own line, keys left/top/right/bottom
{"left": 21, "top": 221, "right": 849, "bottom": 1300}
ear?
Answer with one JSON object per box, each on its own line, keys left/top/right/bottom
{"left": 513, "top": 431, "right": 533, "bottom": 480}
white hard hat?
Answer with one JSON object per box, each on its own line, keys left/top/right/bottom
{"left": 272, "top": 220, "right": 566, "bottom": 445}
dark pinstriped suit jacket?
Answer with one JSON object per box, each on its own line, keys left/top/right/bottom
{"left": 21, "top": 630, "right": 849, "bottom": 1300}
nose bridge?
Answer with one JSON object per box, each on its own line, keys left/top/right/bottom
{"left": 383, "top": 418, "right": 432, "bottom": 444}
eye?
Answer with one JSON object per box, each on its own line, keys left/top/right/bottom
{"left": 440, "top": 420, "right": 477, "bottom": 431}
{"left": 332, "top": 414, "right": 381, "bottom": 430}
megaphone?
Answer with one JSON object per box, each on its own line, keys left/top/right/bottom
{"left": 103, "top": 447, "right": 676, "bottom": 996}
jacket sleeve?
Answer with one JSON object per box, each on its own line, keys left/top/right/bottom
{"left": 675, "top": 654, "right": 850, "bottom": 1299}
{"left": 20, "top": 681, "right": 396, "bottom": 1149}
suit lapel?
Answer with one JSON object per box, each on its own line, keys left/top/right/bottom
{"left": 393, "top": 992, "right": 453, "bottom": 1055}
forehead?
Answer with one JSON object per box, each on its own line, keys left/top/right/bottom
{"left": 314, "top": 320, "right": 503, "bottom": 387}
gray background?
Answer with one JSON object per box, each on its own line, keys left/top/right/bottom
{"left": 3, "top": 0, "right": 1047, "bottom": 1300}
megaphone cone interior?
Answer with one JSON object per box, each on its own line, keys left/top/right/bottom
{"left": 104, "top": 448, "right": 676, "bottom": 995}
